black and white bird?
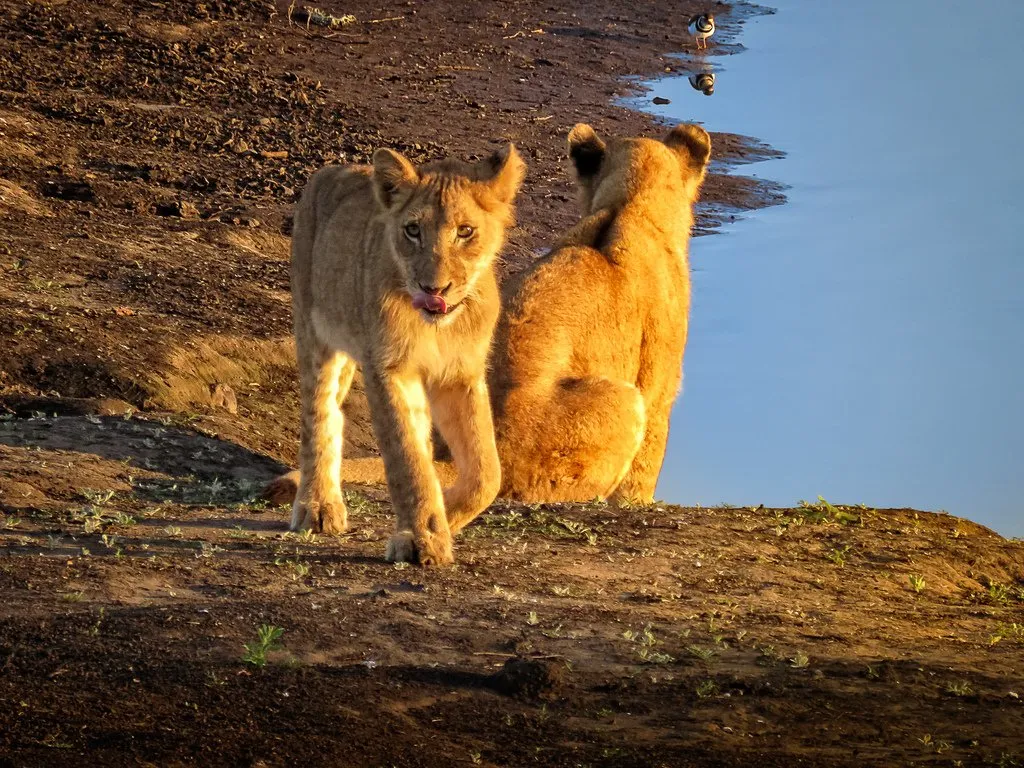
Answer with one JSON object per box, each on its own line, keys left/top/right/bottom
{"left": 689, "top": 72, "right": 715, "bottom": 95}
{"left": 688, "top": 13, "right": 715, "bottom": 50}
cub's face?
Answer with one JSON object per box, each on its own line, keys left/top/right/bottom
{"left": 567, "top": 122, "right": 712, "bottom": 215}
{"left": 373, "top": 146, "right": 525, "bottom": 323}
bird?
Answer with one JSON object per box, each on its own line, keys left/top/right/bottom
{"left": 688, "top": 13, "right": 715, "bottom": 50}
{"left": 689, "top": 72, "right": 715, "bottom": 95}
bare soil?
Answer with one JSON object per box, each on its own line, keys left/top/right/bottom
{"left": 1, "top": 1, "right": 1021, "bottom": 766}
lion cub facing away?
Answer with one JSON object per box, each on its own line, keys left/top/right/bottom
{"left": 490, "top": 123, "right": 711, "bottom": 504}
{"left": 288, "top": 144, "right": 525, "bottom": 565}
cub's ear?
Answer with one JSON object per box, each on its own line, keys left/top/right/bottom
{"left": 480, "top": 143, "right": 527, "bottom": 205}
{"left": 664, "top": 123, "right": 712, "bottom": 171}
{"left": 372, "top": 148, "right": 419, "bottom": 209}
{"left": 568, "top": 123, "right": 606, "bottom": 177}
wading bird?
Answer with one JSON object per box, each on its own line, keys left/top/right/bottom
{"left": 688, "top": 13, "right": 715, "bottom": 50}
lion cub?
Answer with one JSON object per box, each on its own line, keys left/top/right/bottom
{"left": 490, "top": 123, "right": 711, "bottom": 504}
{"left": 288, "top": 144, "right": 525, "bottom": 565}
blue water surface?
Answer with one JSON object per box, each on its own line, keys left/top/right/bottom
{"left": 645, "top": 0, "right": 1024, "bottom": 537}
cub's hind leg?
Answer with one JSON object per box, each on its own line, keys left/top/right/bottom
{"left": 291, "top": 341, "right": 356, "bottom": 534}
{"left": 610, "top": 411, "right": 668, "bottom": 505}
{"left": 498, "top": 377, "right": 646, "bottom": 503}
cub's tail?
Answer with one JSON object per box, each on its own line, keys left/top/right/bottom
{"left": 262, "top": 470, "right": 302, "bottom": 506}
{"left": 261, "top": 458, "right": 458, "bottom": 505}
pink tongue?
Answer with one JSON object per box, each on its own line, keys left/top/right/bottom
{"left": 412, "top": 292, "right": 448, "bottom": 314}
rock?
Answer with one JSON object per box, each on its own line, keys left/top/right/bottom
{"left": 490, "top": 657, "right": 567, "bottom": 700}
{"left": 154, "top": 200, "right": 200, "bottom": 218}
{"left": 652, "top": 96, "right": 671, "bottom": 105}
{"left": 210, "top": 383, "right": 238, "bottom": 414}
{"left": 40, "top": 179, "right": 95, "bottom": 202}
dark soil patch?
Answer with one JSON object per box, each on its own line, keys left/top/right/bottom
{"left": 0, "top": 475, "right": 1022, "bottom": 766}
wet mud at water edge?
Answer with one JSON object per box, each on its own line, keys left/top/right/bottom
{"left": 1, "top": 0, "right": 1021, "bottom": 766}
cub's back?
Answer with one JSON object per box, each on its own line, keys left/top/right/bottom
{"left": 291, "top": 164, "right": 383, "bottom": 321}
{"left": 494, "top": 241, "right": 642, "bottom": 392}
{"left": 292, "top": 164, "right": 375, "bottom": 261}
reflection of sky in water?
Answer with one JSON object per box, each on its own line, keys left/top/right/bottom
{"left": 643, "top": 0, "right": 1024, "bottom": 537}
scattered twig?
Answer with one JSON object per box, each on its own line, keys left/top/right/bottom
{"left": 320, "top": 36, "right": 371, "bottom": 46}
{"left": 503, "top": 28, "right": 545, "bottom": 39}
{"left": 287, "top": 2, "right": 357, "bottom": 31}
{"left": 471, "top": 651, "right": 567, "bottom": 660}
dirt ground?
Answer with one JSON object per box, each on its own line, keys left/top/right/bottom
{"left": 0, "top": 0, "right": 1022, "bottom": 766}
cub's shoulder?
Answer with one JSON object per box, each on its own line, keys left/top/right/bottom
{"left": 305, "top": 163, "right": 373, "bottom": 207}
{"left": 301, "top": 162, "right": 378, "bottom": 221}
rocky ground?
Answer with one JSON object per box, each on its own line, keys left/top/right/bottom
{"left": 0, "top": 1, "right": 1021, "bottom": 766}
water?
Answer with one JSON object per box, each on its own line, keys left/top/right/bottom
{"left": 644, "top": 0, "right": 1024, "bottom": 537}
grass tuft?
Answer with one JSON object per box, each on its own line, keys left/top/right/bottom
{"left": 695, "top": 679, "right": 718, "bottom": 698}
{"left": 242, "top": 625, "right": 285, "bottom": 667}
{"left": 623, "top": 624, "right": 675, "bottom": 664}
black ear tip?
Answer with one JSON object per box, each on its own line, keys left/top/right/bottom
{"left": 568, "top": 142, "right": 589, "bottom": 159}
{"left": 568, "top": 124, "right": 606, "bottom": 176}
{"left": 570, "top": 146, "right": 603, "bottom": 177}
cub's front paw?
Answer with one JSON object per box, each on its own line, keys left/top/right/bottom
{"left": 416, "top": 530, "right": 455, "bottom": 567}
{"left": 385, "top": 530, "right": 454, "bottom": 567}
{"left": 290, "top": 498, "right": 348, "bottom": 535}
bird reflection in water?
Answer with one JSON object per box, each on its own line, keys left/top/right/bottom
{"left": 689, "top": 71, "right": 716, "bottom": 96}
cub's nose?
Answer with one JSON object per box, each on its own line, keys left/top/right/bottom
{"left": 419, "top": 282, "right": 452, "bottom": 296}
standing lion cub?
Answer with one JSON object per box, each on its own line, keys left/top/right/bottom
{"left": 490, "top": 123, "right": 711, "bottom": 503}
{"left": 287, "top": 144, "right": 525, "bottom": 565}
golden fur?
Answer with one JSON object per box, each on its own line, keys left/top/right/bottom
{"left": 280, "top": 144, "right": 525, "bottom": 565}
{"left": 265, "top": 123, "right": 708, "bottom": 530}
{"left": 490, "top": 123, "right": 711, "bottom": 503}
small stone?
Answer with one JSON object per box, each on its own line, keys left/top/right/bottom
{"left": 652, "top": 96, "right": 671, "bottom": 105}
{"left": 41, "top": 179, "right": 95, "bottom": 202}
{"left": 490, "top": 657, "right": 567, "bottom": 700}
{"left": 210, "top": 383, "right": 238, "bottom": 414}
{"left": 154, "top": 200, "right": 200, "bottom": 218}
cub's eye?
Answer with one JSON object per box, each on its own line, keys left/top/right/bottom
{"left": 404, "top": 223, "right": 421, "bottom": 239}
{"left": 456, "top": 225, "right": 475, "bottom": 239}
